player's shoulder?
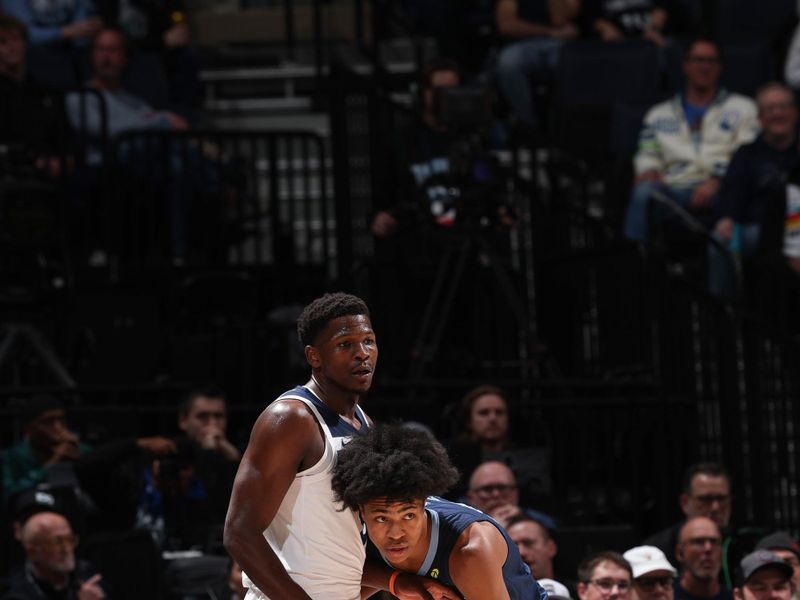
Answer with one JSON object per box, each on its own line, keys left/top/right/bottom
{"left": 454, "top": 520, "right": 508, "bottom": 562}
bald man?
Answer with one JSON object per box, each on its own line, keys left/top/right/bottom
{"left": 674, "top": 516, "right": 732, "bottom": 600}
{"left": 3, "top": 511, "right": 105, "bottom": 600}
{"left": 465, "top": 461, "right": 556, "bottom": 530}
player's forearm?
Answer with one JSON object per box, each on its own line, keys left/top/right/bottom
{"left": 361, "top": 559, "right": 396, "bottom": 590}
{"left": 223, "top": 526, "right": 312, "bottom": 599}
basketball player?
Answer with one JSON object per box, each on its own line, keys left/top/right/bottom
{"left": 223, "top": 293, "right": 454, "bottom": 600}
{"left": 332, "top": 423, "right": 549, "bottom": 599}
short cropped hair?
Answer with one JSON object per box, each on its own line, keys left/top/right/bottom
{"left": 683, "top": 37, "right": 722, "bottom": 60}
{"left": 296, "top": 292, "right": 370, "bottom": 346}
{"left": 331, "top": 422, "right": 460, "bottom": 511}
{"left": 577, "top": 551, "right": 632, "bottom": 583}
{"left": 178, "top": 386, "right": 227, "bottom": 418}
{"left": 507, "top": 514, "right": 553, "bottom": 539}
{"left": 682, "top": 462, "right": 730, "bottom": 495}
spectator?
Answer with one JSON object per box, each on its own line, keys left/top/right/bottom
{"left": 65, "top": 27, "right": 187, "bottom": 151}
{"left": 135, "top": 387, "right": 239, "bottom": 551}
{"left": 1, "top": 395, "right": 175, "bottom": 534}
{"left": 0, "top": 13, "right": 64, "bottom": 177}
{"left": 707, "top": 82, "right": 800, "bottom": 299}
{"left": 623, "top": 38, "right": 758, "bottom": 243}
{"left": 584, "top": 0, "right": 670, "bottom": 45}
{"left": 465, "top": 460, "right": 556, "bottom": 530}
{"left": 624, "top": 545, "right": 677, "bottom": 600}
{"left": 2, "top": 510, "right": 106, "bottom": 600}
{"left": 754, "top": 533, "right": 800, "bottom": 595}
{"left": 507, "top": 515, "right": 558, "bottom": 580}
{"left": 783, "top": 20, "right": 800, "bottom": 90}
{"left": 178, "top": 388, "right": 240, "bottom": 462}
{"left": 495, "top": 0, "right": 581, "bottom": 129}
{"left": 370, "top": 57, "right": 462, "bottom": 238}
{"left": 645, "top": 462, "right": 732, "bottom": 569}
{"left": 733, "top": 551, "right": 795, "bottom": 600}
{"left": 674, "top": 516, "right": 732, "bottom": 600}
{"left": 0, "top": 0, "right": 102, "bottom": 47}
{"left": 577, "top": 551, "right": 633, "bottom": 600}
{"left": 448, "top": 385, "right": 550, "bottom": 502}
{"left": 542, "top": 578, "right": 575, "bottom": 600}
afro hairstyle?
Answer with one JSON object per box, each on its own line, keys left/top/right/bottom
{"left": 297, "top": 292, "right": 370, "bottom": 347}
{"left": 331, "top": 422, "right": 460, "bottom": 512}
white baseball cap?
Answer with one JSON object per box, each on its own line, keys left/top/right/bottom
{"left": 539, "top": 578, "right": 572, "bottom": 600}
{"left": 623, "top": 546, "right": 678, "bottom": 579}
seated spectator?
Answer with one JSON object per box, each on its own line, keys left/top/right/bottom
{"left": 733, "top": 551, "right": 795, "bottom": 600}
{"left": 507, "top": 516, "right": 558, "bottom": 580}
{"left": 2, "top": 510, "right": 106, "bottom": 600}
{"left": 0, "top": 13, "right": 64, "bottom": 177}
{"left": 645, "top": 463, "right": 733, "bottom": 574}
{"left": 65, "top": 26, "right": 187, "bottom": 160}
{"left": 753, "top": 532, "right": 800, "bottom": 594}
{"left": 0, "top": 0, "right": 101, "bottom": 47}
{"left": 541, "top": 578, "right": 574, "bottom": 600}
{"left": 674, "top": 516, "right": 732, "bottom": 600}
{"left": 623, "top": 546, "right": 677, "bottom": 600}
{"left": 1, "top": 395, "right": 176, "bottom": 535}
{"left": 495, "top": 0, "right": 580, "bottom": 129}
{"left": 136, "top": 387, "right": 239, "bottom": 551}
{"left": 584, "top": 0, "right": 669, "bottom": 46}
{"left": 465, "top": 460, "right": 556, "bottom": 530}
{"left": 577, "top": 551, "right": 634, "bottom": 600}
{"left": 448, "top": 385, "right": 550, "bottom": 501}
{"left": 623, "top": 38, "right": 758, "bottom": 243}
{"left": 708, "top": 82, "right": 800, "bottom": 300}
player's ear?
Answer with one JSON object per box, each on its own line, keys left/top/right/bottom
{"left": 305, "top": 345, "right": 320, "bottom": 369}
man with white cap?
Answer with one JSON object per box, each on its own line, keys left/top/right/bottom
{"left": 541, "top": 578, "right": 574, "bottom": 600}
{"left": 624, "top": 546, "right": 678, "bottom": 600}
{"left": 733, "top": 550, "right": 795, "bottom": 600}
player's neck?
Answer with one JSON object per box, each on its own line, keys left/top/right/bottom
{"left": 306, "top": 376, "right": 359, "bottom": 419}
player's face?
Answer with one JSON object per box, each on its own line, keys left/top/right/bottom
{"left": 309, "top": 315, "right": 378, "bottom": 394}
{"left": 361, "top": 498, "right": 428, "bottom": 570}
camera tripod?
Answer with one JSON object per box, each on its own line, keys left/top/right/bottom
{"left": 407, "top": 222, "right": 551, "bottom": 384}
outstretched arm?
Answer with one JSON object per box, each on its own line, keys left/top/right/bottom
{"left": 223, "top": 401, "right": 318, "bottom": 600}
{"left": 449, "top": 522, "right": 512, "bottom": 600}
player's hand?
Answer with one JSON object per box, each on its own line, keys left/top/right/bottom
{"left": 394, "top": 573, "right": 462, "bottom": 599}
{"left": 78, "top": 574, "right": 105, "bottom": 600}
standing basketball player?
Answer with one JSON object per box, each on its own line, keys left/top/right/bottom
{"left": 223, "top": 293, "right": 454, "bottom": 600}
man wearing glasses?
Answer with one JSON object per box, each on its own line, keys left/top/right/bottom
{"left": 624, "top": 38, "right": 758, "bottom": 243}
{"left": 3, "top": 509, "right": 106, "bottom": 600}
{"left": 674, "top": 516, "right": 733, "bottom": 600}
{"left": 733, "top": 550, "right": 795, "bottom": 600}
{"left": 577, "top": 551, "right": 633, "bottom": 600}
{"left": 624, "top": 546, "right": 678, "bottom": 600}
{"left": 465, "top": 461, "right": 556, "bottom": 531}
{"left": 646, "top": 463, "right": 733, "bottom": 573}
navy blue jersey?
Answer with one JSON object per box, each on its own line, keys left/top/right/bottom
{"left": 372, "top": 496, "right": 547, "bottom": 599}
{"left": 279, "top": 385, "right": 369, "bottom": 438}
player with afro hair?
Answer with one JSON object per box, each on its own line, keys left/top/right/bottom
{"left": 332, "top": 423, "right": 548, "bottom": 600}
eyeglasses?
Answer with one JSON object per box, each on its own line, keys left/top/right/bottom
{"left": 35, "top": 534, "right": 79, "bottom": 551}
{"left": 691, "top": 494, "right": 730, "bottom": 506}
{"left": 686, "top": 56, "right": 720, "bottom": 64}
{"left": 471, "top": 484, "right": 516, "bottom": 496}
{"left": 588, "top": 579, "right": 632, "bottom": 593}
{"left": 636, "top": 576, "right": 675, "bottom": 590}
{"left": 681, "top": 536, "right": 722, "bottom": 549}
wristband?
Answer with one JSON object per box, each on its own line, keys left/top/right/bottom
{"left": 388, "top": 570, "right": 401, "bottom": 596}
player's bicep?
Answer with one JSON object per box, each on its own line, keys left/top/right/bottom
{"left": 449, "top": 523, "right": 511, "bottom": 600}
